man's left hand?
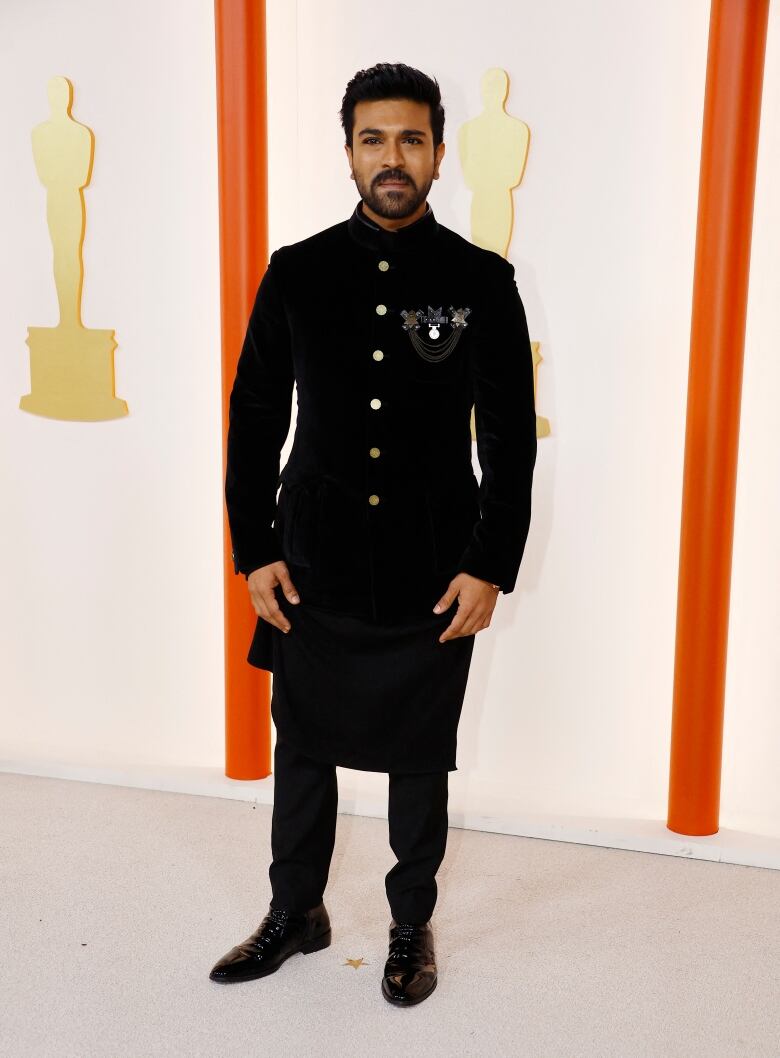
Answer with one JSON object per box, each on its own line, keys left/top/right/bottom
{"left": 433, "top": 572, "right": 500, "bottom": 643}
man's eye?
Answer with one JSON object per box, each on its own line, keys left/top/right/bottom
{"left": 361, "top": 137, "right": 423, "bottom": 145}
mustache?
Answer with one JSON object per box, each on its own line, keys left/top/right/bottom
{"left": 376, "top": 173, "right": 412, "bottom": 186}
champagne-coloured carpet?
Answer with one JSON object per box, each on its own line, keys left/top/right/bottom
{"left": 2, "top": 772, "right": 777, "bottom": 1058}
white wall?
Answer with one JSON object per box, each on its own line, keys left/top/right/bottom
{"left": 0, "top": 0, "right": 225, "bottom": 768}
{"left": 2, "top": 0, "right": 780, "bottom": 842}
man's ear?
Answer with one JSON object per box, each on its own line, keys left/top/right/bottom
{"left": 433, "top": 140, "right": 445, "bottom": 179}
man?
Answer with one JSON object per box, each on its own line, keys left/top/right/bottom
{"left": 210, "top": 62, "right": 536, "bottom": 1005}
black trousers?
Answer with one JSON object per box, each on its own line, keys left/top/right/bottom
{"left": 268, "top": 736, "right": 449, "bottom": 923}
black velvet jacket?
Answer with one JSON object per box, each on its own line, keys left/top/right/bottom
{"left": 225, "top": 199, "right": 537, "bottom": 623}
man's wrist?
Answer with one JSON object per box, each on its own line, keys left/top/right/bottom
{"left": 458, "top": 570, "right": 501, "bottom": 591}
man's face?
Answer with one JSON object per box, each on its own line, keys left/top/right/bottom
{"left": 345, "top": 97, "right": 445, "bottom": 220}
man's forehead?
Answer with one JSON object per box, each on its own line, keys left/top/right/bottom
{"left": 354, "top": 98, "right": 430, "bottom": 121}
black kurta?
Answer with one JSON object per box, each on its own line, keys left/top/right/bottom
{"left": 225, "top": 199, "right": 537, "bottom": 772}
{"left": 257, "top": 592, "right": 475, "bottom": 773}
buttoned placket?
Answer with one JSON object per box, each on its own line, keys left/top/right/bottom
{"left": 345, "top": 201, "right": 441, "bottom": 617}
{"left": 367, "top": 255, "right": 393, "bottom": 513}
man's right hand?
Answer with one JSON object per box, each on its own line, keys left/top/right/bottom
{"left": 247, "top": 561, "right": 300, "bottom": 633}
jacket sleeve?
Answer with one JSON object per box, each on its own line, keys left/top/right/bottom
{"left": 455, "top": 257, "right": 537, "bottom": 594}
{"left": 225, "top": 249, "right": 294, "bottom": 578}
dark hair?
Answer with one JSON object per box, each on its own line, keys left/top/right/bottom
{"left": 339, "top": 63, "right": 445, "bottom": 149}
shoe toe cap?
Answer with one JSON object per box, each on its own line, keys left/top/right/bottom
{"left": 382, "top": 969, "right": 436, "bottom": 1003}
{"left": 209, "top": 944, "right": 263, "bottom": 979}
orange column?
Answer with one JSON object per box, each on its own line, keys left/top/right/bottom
{"left": 214, "top": 0, "right": 272, "bottom": 779}
{"left": 668, "top": 0, "right": 769, "bottom": 835}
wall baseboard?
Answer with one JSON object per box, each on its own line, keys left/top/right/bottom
{"left": 2, "top": 758, "right": 779, "bottom": 871}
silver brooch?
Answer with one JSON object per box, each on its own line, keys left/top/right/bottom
{"left": 400, "top": 305, "right": 472, "bottom": 362}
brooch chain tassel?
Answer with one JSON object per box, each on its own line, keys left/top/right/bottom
{"left": 401, "top": 305, "right": 471, "bottom": 363}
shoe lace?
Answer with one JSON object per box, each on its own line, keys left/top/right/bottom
{"left": 389, "top": 922, "right": 424, "bottom": 960}
{"left": 253, "top": 908, "right": 296, "bottom": 947}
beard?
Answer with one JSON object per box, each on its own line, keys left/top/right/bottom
{"left": 354, "top": 168, "right": 433, "bottom": 220}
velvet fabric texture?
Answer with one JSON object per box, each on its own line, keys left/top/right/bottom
{"left": 225, "top": 199, "right": 537, "bottom": 651}
{"left": 264, "top": 591, "right": 475, "bottom": 772}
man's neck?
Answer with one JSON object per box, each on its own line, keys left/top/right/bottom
{"left": 360, "top": 199, "right": 429, "bottom": 232}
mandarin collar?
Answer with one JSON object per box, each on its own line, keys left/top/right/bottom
{"left": 347, "top": 198, "right": 439, "bottom": 255}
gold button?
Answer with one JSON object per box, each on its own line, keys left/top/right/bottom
{"left": 375, "top": 304, "right": 387, "bottom": 315}
{"left": 369, "top": 446, "right": 380, "bottom": 458}
{"left": 378, "top": 260, "right": 390, "bottom": 271}
{"left": 370, "top": 397, "right": 382, "bottom": 410}
{"left": 368, "top": 494, "right": 380, "bottom": 505}
{"left": 373, "top": 349, "right": 384, "bottom": 361}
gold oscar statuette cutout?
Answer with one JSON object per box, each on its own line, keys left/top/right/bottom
{"left": 459, "top": 68, "right": 549, "bottom": 440}
{"left": 20, "top": 75, "right": 127, "bottom": 421}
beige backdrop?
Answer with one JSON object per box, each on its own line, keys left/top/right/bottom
{"left": 2, "top": 0, "right": 780, "bottom": 847}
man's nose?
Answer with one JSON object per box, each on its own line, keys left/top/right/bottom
{"left": 381, "top": 141, "right": 404, "bottom": 168}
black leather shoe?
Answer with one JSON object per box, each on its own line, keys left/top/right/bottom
{"left": 381, "top": 919, "right": 437, "bottom": 1005}
{"left": 209, "top": 902, "right": 331, "bottom": 983}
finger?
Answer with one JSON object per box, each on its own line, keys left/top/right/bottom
{"left": 451, "top": 615, "right": 480, "bottom": 639}
{"left": 448, "top": 603, "right": 491, "bottom": 640}
{"left": 275, "top": 566, "right": 301, "bottom": 603}
{"left": 433, "top": 589, "right": 458, "bottom": 614}
{"left": 439, "top": 609, "right": 469, "bottom": 642}
{"left": 466, "top": 608, "right": 492, "bottom": 633}
{"left": 438, "top": 623, "right": 454, "bottom": 643}
{"left": 257, "top": 590, "right": 292, "bottom": 633}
